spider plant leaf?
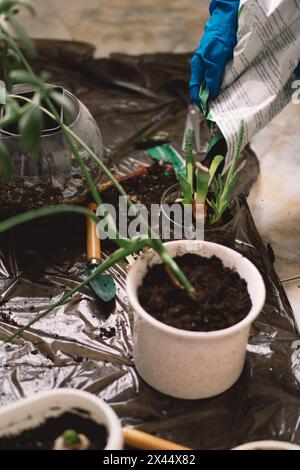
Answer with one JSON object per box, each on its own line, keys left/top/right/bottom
{"left": 7, "top": 12, "right": 36, "bottom": 57}
{"left": 212, "top": 121, "right": 244, "bottom": 223}
{"left": 177, "top": 173, "right": 193, "bottom": 205}
{"left": 0, "top": 0, "right": 14, "bottom": 13}
{"left": 184, "top": 129, "right": 194, "bottom": 189}
{"left": 6, "top": 46, "right": 23, "bottom": 65}
{"left": 50, "top": 90, "right": 75, "bottom": 121}
{"left": 0, "top": 142, "right": 12, "bottom": 182}
{"left": 206, "top": 128, "right": 223, "bottom": 155}
{"left": 16, "top": 0, "right": 35, "bottom": 16}
{"left": 199, "top": 82, "right": 210, "bottom": 117}
{"left": 9, "top": 68, "right": 40, "bottom": 86}
{"left": 214, "top": 173, "right": 223, "bottom": 200}
{"left": 208, "top": 154, "right": 224, "bottom": 187}
{"left": 195, "top": 163, "right": 210, "bottom": 205}
{"left": 116, "top": 236, "right": 149, "bottom": 253}
{"left": 19, "top": 104, "right": 43, "bottom": 159}
{"left": 0, "top": 95, "right": 20, "bottom": 129}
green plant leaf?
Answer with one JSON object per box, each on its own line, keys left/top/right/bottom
{"left": 177, "top": 173, "right": 193, "bottom": 205}
{"left": 19, "top": 104, "right": 43, "bottom": 158}
{"left": 0, "top": 0, "right": 14, "bottom": 13}
{"left": 184, "top": 129, "right": 194, "bottom": 189}
{"left": 115, "top": 236, "right": 148, "bottom": 251}
{"left": 0, "top": 95, "right": 22, "bottom": 129}
{"left": 6, "top": 45, "right": 22, "bottom": 64}
{"left": 16, "top": 0, "right": 35, "bottom": 16}
{"left": 50, "top": 90, "right": 75, "bottom": 121}
{"left": 0, "top": 0, "right": 35, "bottom": 15}
{"left": 0, "top": 205, "right": 98, "bottom": 234}
{"left": 195, "top": 163, "right": 210, "bottom": 205}
{"left": 0, "top": 141, "right": 12, "bottom": 182}
{"left": 208, "top": 154, "right": 224, "bottom": 186}
{"left": 210, "top": 122, "right": 244, "bottom": 224}
{"left": 7, "top": 12, "right": 36, "bottom": 57}
{"left": 199, "top": 82, "right": 210, "bottom": 117}
{"left": 9, "top": 68, "right": 40, "bottom": 85}
{"left": 63, "top": 429, "right": 79, "bottom": 447}
{"left": 206, "top": 128, "right": 223, "bottom": 156}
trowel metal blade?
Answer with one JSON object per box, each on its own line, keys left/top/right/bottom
{"left": 86, "top": 265, "right": 116, "bottom": 303}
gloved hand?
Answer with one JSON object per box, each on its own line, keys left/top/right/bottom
{"left": 295, "top": 62, "right": 300, "bottom": 77}
{"left": 190, "top": 0, "right": 240, "bottom": 106}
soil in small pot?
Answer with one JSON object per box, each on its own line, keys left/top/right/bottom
{"left": 0, "top": 409, "right": 107, "bottom": 450}
{"left": 138, "top": 254, "right": 252, "bottom": 332}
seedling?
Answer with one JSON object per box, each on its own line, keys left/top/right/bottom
{"left": 177, "top": 123, "right": 244, "bottom": 225}
{"left": 53, "top": 429, "right": 90, "bottom": 450}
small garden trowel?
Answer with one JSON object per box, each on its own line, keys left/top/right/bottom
{"left": 86, "top": 202, "right": 116, "bottom": 302}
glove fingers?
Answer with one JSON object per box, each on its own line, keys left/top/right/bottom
{"left": 190, "top": 54, "right": 204, "bottom": 107}
{"left": 203, "top": 39, "right": 234, "bottom": 98}
{"left": 190, "top": 84, "right": 201, "bottom": 108}
{"left": 204, "top": 59, "right": 225, "bottom": 99}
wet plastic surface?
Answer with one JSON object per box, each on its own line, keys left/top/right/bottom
{"left": 0, "top": 41, "right": 299, "bottom": 449}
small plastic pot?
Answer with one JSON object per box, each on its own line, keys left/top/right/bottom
{"left": 233, "top": 441, "right": 300, "bottom": 450}
{"left": 126, "top": 240, "right": 266, "bottom": 400}
{"left": 160, "top": 183, "right": 240, "bottom": 246}
{"left": 0, "top": 389, "right": 123, "bottom": 450}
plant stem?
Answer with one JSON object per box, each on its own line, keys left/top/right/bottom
{"left": 0, "top": 205, "right": 98, "bottom": 233}
{"left": 1, "top": 244, "right": 135, "bottom": 345}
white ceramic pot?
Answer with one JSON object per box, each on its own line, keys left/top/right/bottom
{"left": 126, "top": 240, "right": 266, "bottom": 400}
{"left": 0, "top": 389, "right": 123, "bottom": 450}
{"left": 233, "top": 440, "right": 300, "bottom": 450}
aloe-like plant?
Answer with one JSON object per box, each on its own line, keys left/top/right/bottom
{"left": 177, "top": 123, "right": 244, "bottom": 225}
{"left": 0, "top": 0, "right": 196, "bottom": 345}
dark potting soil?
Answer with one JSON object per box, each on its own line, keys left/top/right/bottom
{"left": 0, "top": 409, "right": 107, "bottom": 450}
{"left": 138, "top": 254, "right": 252, "bottom": 332}
{"left": 102, "top": 162, "right": 178, "bottom": 210}
{"left": 0, "top": 170, "right": 99, "bottom": 218}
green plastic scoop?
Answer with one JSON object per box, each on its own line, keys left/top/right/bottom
{"left": 86, "top": 203, "right": 116, "bottom": 303}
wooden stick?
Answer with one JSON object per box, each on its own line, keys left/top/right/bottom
{"left": 123, "top": 428, "right": 191, "bottom": 450}
{"left": 87, "top": 202, "right": 101, "bottom": 262}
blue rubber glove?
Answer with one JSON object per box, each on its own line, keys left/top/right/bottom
{"left": 190, "top": 0, "right": 240, "bottom": 106}
{"left": 295, "top": 62, "right": 300, "bottom": 77}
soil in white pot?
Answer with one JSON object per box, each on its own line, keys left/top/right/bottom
{"left": 0, "top": 410, "right": 107, "bottom": 450}
{"left": 138, "top": 254, "right": 252, "bottom": 332}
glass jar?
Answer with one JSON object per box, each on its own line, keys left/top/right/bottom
{"left": 0, "top": 85, "right": 103, "bottom": 216}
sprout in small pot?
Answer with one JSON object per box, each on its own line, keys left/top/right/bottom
{"left": 161, "top": 183, "right": 240, "bottom": 246}
{"left": 0, "top": 390, "right": 123, "bottom": 450}
{"left": 126, "top": 240, "right": 266, "bottom": 400}
{"left": 160, "top": 124, "right": 244, "bottom": 246}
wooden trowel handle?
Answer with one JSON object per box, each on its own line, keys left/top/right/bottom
{"left": 87, "top": 202, "right": 101, "bottom": 263}
{"left": 123, "top": 428, "right": 191, "bottom": 450}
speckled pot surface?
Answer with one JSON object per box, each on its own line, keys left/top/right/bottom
{"left": 126, "top": 241, "right": 266, "bottom": 400}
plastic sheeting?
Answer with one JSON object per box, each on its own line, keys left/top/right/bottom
{"left": 0, "top": 41, "right": 299, "bottom": 450}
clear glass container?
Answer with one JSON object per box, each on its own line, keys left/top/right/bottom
{"left": 160, "top": 183, "right": 240, "bottom": 247}
{"left": 0, "top": 85, "right": 103, "bottom": 216}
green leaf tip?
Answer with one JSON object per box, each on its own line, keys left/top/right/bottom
{"left": 184, "top": 128, "right": 194, "bottom": 190}
{"left": 63, "top": 429, "right": 79, "bottom": 447}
